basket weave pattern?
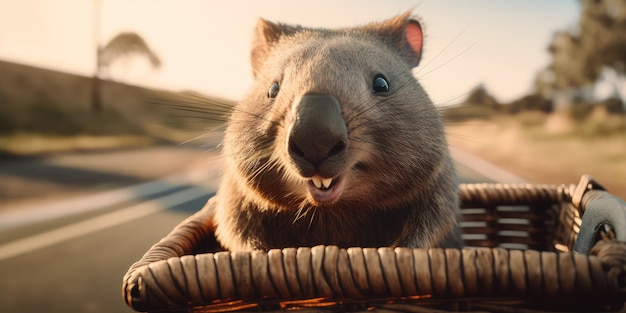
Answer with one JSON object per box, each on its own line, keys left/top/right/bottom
{"left": 122, "top": 177, "right": 626, "bottom": 312}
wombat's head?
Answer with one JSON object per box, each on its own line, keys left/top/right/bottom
{"left": 224, "top": 12, "right": 448, "bottom": 211}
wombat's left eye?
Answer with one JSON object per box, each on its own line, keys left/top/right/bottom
{"left": 268, "top": 82, "right": 280, "bottom": 98}
{"left": 372, "top": 75, "right": 389, "bottom": 94}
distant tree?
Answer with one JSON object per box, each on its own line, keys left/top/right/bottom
{"left": 547, "top": 31, "right": 587, "bottom": 89}
{"left": 504, "top": 94, "right": 553, "bottom": 114}
{"left": 91, "top": 32, "right": 161, "bottom": 113}
{"left": 578, "top": 0, "right": 626, "bottom": 82}
{"left": 542, "top": 0, "right": 626, "bottom": 103}
{"left": 98, "top": 32, "right": 162, "bottom": 74}
{"left": 464, "top": 84, "right": 500, "bottom": 110}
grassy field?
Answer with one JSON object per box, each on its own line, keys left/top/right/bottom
{"left": 445, "top": 111, "right": 626, "bottom": 199}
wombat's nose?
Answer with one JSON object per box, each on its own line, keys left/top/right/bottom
{"left": 288, "top": 94, "right": 348, "bottom": 177}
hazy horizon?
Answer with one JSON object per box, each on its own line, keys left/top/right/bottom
{"left": 0, "top": 0, "right": 580, "bottom": 104}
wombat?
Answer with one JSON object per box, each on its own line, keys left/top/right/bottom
{"left": 210, "top": 12, "right": 463, "bottom": 251}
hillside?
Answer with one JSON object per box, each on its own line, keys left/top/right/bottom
{"left": 0, "top": 60, "right": 234, "bottom": 155}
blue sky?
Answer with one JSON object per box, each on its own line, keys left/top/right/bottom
{"left": 0, "top": 0, "right": 580, "bottom": 103}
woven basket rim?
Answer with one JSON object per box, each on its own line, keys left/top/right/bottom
{"left": 122, "top": 177, "right": 626, "bottom": 313}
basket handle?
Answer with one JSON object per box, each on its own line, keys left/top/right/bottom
{"left": 573, "top": 181, "right": 626, "bottom": 254}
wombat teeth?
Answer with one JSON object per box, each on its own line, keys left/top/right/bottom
{"left": 311, "top": 176, "right": 333, "bottom": 189}
{"left": 312, "top": 177, "right": 322, "bottom": 189}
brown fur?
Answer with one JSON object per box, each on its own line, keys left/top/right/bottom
{"left": 210, "top": 12, "right": 463, "bottom": 251}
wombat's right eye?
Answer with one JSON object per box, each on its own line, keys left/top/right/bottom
{"left": 268, "top": 82, "right": 280, "bottom": 98}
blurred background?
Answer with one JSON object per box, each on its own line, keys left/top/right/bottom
{"left": 0, "top": 0, "right": 624, "bottom": 312}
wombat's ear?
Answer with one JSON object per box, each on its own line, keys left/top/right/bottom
{"left": 368, "top": 11, "right": 424, "bottom": 68}
{"left": 250, "top": 18, "right": 299, "bottom": 78}
{"left": 404, "top": 19, "right": 424, "bottom": 67}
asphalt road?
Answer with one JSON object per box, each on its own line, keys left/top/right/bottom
{"left": 0, "top": 146, "right": 521, "bottom": 313}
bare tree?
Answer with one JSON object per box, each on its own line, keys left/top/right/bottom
{"left": 98, "top": 32, "right": 162, "bottom": 73}
{"left": 91, "top": 0, "right": 161, "bottom": 112}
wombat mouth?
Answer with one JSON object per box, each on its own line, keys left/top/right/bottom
{"left": 308, "top": 174, "right": 345, "bottom": 204}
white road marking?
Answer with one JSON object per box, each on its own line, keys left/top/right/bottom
{"left": 0, "top": 160, "right": 221, "bottom": 229}
{"left": 0, "top": 187, "right": 209, "bottom": 261}
{"left": 450, "top": 146, "right": 526, "bottom": 183}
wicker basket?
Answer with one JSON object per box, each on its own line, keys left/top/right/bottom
{"left": 122, "top": 175, "right": 626, "bottom": 312}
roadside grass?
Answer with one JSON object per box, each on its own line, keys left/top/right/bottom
{"left": 0, "top": 134, "right": 157, "bottom": 157}
{"left": 445, "top": 110, "right": 626, "bottom": 199}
